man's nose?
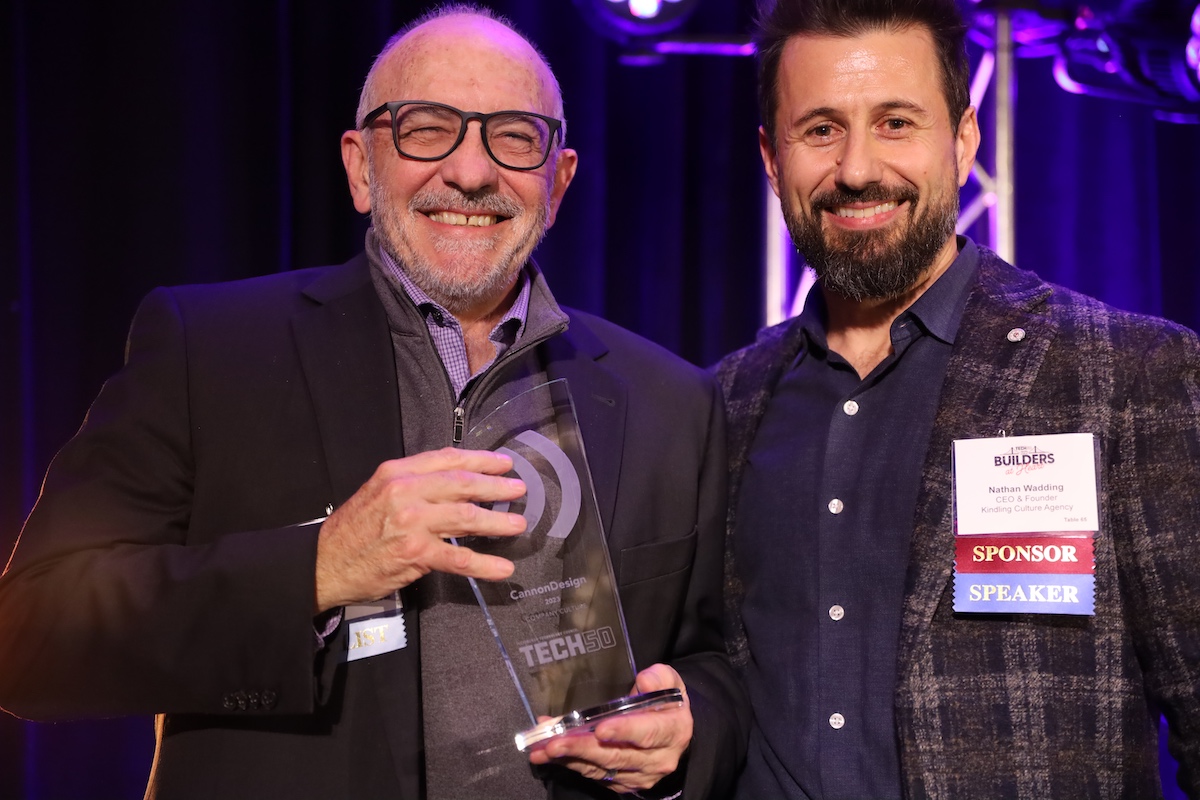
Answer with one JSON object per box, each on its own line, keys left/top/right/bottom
{"left": 833, "top": 131, "right": 885, "bottom": 191}
{"left": 438, "top": 121, "right": 500, "bottom": 194}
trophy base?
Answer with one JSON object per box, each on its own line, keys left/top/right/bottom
{"left": 514, "top": 688, "right": 684, "bottom": 752}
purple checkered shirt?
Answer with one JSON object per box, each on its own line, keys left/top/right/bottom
{"left": 379, "top": 249, "right": 530, "bottom": 399}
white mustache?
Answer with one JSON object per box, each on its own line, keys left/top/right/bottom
{"left": 409, "top": 188, "right": 523, "bottom": 218}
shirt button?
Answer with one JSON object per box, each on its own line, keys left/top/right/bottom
{"left": 829, "top": 713, "right": 845, "bottom": 730}
{"left": 829, "top": 604, "right": 845, "bottom": 621}
{"left": 842, "top": 400, "right": 859, "bottom": 416}
{"left": 1007, "top": 327, "right": 1026, "bottom": 342}
{"left": 827, "top": 498, "right": 844, "bottom": 514}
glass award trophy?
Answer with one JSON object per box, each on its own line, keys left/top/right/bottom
{"left": 457, "top": 379, "right": 682, "bottom": 752}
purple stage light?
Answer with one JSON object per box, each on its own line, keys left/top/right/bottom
{"left": 652, "top": 38, "right": 755, "bottom": 57}
{"left": 613, "top": 0, "right": 683, "bottom": 20}
{"left": 1191, "top": 3, "right": 1200, "bottom": 82}
{"left": 573, "top": 0, "right": 700, "bottom": 40}
{"left": 1042, "top": 2, "right": 1200, "bottom": 116}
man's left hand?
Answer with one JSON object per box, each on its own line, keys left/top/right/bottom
{"left": 527, "top": 664, "right": 692, "bottom": 794}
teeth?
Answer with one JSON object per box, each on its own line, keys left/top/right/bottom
{"left": 427, "top": 211, "right": 499, "bottom": 227}
{"left": 834, "top": 201, "right": 898, "bottom": 219}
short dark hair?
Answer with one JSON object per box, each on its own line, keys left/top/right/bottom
{"left": 755, "top": 0, "right": 971, "bottom": 145}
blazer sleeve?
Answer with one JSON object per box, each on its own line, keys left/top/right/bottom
{"left": 608, "top": 377, "right": 749, "bottom": 800}
{"left": 0, "top": 288, "right": 326, "bottom": 720}
{"left": 1113, "top": 324, "right": 1200, "bottom": 795}
{"left": 669, "top": 380, "right": 752, "bottom": 800}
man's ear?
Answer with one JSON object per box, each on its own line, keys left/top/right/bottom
{"left": 759, "top": 126, "right": 782, "bottom": 199}
{"left": 341, "top": 130, "right": 372, "bottom": 214}
{"left": 954, "top": 106, "right": 981, "bottom": 188}
{"left": 545, "top": 147, "right": 578, "bottom": 228}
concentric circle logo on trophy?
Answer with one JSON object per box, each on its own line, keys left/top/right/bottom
{"left": 493, "top": 430, "right": 581, "bottom": 541}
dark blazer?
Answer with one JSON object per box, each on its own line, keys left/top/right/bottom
{"left": 0, "top": 254, "right": 747, "bottom": 799}
{"left": 717, "top": 246, "right": 1200, "bottom": 799}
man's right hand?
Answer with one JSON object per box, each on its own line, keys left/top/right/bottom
{"left": 313, "top": 447, "right": 527, "bottom": 612}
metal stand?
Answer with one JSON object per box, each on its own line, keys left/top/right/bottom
{"left": 960, "top": 9, "right": 1017, "bottom": 264}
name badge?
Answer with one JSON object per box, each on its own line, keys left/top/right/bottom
{"left": 951, "top": 433, "right": 1099, "bottom": 615}
{"left": 344, "top": 592, "right": 407, "bottom": 662}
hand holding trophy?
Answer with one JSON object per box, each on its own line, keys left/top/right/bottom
{"left": 456, "top": 379, "right": 686, "bottom": 789}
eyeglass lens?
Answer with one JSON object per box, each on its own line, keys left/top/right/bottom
{"left": 394, "top": 104, "right": 553, "bottom": 169}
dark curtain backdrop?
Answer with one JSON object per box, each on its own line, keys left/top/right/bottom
{"left": 2, "top": 0, "right": 1199, "bottom": 797}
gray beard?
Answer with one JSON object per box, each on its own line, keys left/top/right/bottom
{"left": 369, "top": 179, "right": 549, "bottom": 315}
{"left": 783, "top": 183, "right": 959, "bottom": 302}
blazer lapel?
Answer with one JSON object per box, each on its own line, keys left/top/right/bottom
{"left": 897, "top": 252, "right": 1059, "bottom": 673}
{"left": 721, "top": 319, "right": 808, "bottom": 504}
{"left": 291, "top": 261, "right": 404, "bottom": 506}
{"left": 542, "top": 316, "right": 626, "bottom": 542}
{"left": 291, "top": 260, "right": 427, "bottom": 796}
{"left": 716, "top": 317, "right": 807, "bottom": 667}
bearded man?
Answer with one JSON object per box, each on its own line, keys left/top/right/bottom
{"left": 0, "top": 5, "right": 747, "bottom": 799}
{"left": 718, "top": 0, "right": 1200, "bottom": 797}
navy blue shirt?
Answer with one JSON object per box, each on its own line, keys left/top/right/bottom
{"left": 734, "top": 240, "right": 980, "bottom": 800}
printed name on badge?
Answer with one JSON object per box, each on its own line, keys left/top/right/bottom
{"left": 951, "top": 433, "right": 1099, "bottom": 616}
{"left": 953, "top": 432, "right": 1099, "bottom": 536}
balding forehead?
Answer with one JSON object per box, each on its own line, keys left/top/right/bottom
{"left": 366, "top": 13, "right": 562, "bottom": 118}
{"left": 401, "top": 14, "right": 536, "bottom": 60}
{"left": 400, "top": 17, "right": 551, "bottom": 88}
{"left": 354, "top": 11, "right": 568, "bottom": 151}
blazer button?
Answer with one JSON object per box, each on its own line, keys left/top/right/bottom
{"left": 247, "top": 691, "right": 260, "bottom": 709}
{"left": 222, "top": 693, "right": 237, "bottom": 711}
{"left": 234, "top": 691, "right": 248, "bottom": 711}
{"left": 261, "top": 690, "right": 278, "bottom": 709}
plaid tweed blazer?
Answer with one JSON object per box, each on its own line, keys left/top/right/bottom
{"left": 716, "top": 245, "right": 1200, "bottom": 799}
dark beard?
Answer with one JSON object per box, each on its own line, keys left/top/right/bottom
{"left": 784, "top": 183, "right": 958, "bottom": 302}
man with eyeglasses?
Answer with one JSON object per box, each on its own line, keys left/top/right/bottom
{"left": 0, "top": 5, "right": 745, "bottom": 799}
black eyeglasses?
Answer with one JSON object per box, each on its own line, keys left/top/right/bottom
{"left": 360, "top": 101, "right": 563, "bottom": 171}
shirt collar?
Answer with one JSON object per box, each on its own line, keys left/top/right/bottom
{"left": 378, "top": 246, "right": 530, "bottom": 345}
{"left": 903, "top": 236, "right": 979, "bottom": 345}
{"left": 797, "top": 235, "right": 980, "bottom": 349}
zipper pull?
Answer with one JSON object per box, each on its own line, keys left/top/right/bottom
{"left": 453, "top": 405, "right": 465, "bottom": 445}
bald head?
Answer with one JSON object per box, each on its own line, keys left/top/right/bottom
{"left": 356, "top": 6, "right": 565, "bottom": 143}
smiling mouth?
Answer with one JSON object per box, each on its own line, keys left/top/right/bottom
{"left": 832, "top": 201, "right": 899, "bottom": 219}
{"left": 425, "top": 211, "right": 505, "bottom": 227}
